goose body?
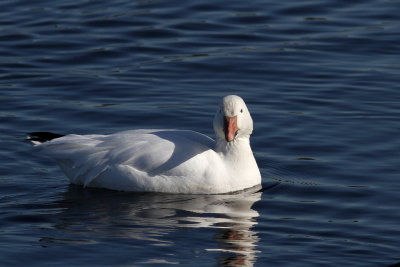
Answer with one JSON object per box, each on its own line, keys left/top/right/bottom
{"left": 30, "top": 95, "right": 261, "bottom": 194}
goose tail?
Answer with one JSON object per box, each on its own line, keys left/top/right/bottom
{"left": 27, "top": 132, "right": 65, "bottom": 145}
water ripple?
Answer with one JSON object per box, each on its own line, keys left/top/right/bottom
{"left": 1, "top": 0, "right": 399, "bottom": 266}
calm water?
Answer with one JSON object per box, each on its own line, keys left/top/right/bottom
{"left": 1, "top": 0, "right": 399, "bottom": 266}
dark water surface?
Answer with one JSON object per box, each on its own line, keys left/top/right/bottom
{"left": 1, "top": 0, "right": 399, "bottom": 266}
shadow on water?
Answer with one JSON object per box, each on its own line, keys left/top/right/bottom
{"left": 48, "top": 184, "right": 264, "bottom": 266}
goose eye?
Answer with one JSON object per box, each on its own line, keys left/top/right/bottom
{"left": 240, "top": 109, "right": 243, "bottom": 113}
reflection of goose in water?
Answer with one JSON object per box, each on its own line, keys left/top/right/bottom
{"left": 51, "top": 185, "right": 262, "bottom": 266}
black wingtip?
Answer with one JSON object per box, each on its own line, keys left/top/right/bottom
{"left": 27, "top": 132, "right": 65, "bottom": 143}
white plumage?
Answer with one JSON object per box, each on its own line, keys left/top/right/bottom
{"left": 31, "top": 95, "right": 261, "bottom": 194}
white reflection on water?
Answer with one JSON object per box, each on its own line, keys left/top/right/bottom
{"left": 51, "top": 185, "right": 262, "bottom": 266}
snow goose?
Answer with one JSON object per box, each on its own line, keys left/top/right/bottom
{"left": 28, "top": 95, "right": 261, "bottom": 194}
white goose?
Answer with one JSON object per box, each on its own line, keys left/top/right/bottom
{"left": 29, "top": 95, "right": 261, "bottom": 194}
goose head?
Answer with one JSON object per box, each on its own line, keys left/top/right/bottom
{"left": 213, "top": 95, "right": 254, "bottom": 143}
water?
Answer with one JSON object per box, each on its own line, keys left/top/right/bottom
{"left": 1, "top": 0, "right": 399, "bottom": 266}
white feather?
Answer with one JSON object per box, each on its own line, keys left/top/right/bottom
{"left": 34, "top": 95, "right": 262, "bottom": 194}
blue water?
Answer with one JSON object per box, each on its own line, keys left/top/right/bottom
{"left": 1, "top": 0, "right": 399, "bottom": 266}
